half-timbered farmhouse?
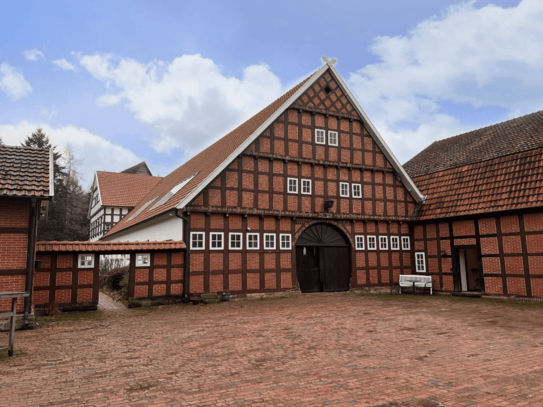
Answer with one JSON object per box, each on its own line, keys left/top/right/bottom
{"left": 101, "top": 60, "right": 425, "bottom": 297}
{"left": 93, "top": 60, "right": 543, "bottom": 300}
{"left": 0, "top": 145, "right": 53, "bottom": 315}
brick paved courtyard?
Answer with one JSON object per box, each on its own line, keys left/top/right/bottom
{"left": 2, "top": 293, "right": 543, "bottom": 407}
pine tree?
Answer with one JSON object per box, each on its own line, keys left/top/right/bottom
{"left": 21, "top": 129, "right": 89, "bottom": 241}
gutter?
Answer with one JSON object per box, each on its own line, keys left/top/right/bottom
{"left": 24, "top": 198, "right": 38, "bottom": 325}
{"left": 174, "top": 209, "right": 191, "bottom": 303}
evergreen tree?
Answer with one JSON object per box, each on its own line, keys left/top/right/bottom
{"left": 21, "top": 129, "right": 89, "bottom": 241}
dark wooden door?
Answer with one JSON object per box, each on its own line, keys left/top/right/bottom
{"left": 322, "top": 247, "right": 350, "bottom": 292}
{"left": 296, "top": 224, "right": 350, "bottom": 293}
{"left": 296, "top": 246, "right": 321, "bottom": 292}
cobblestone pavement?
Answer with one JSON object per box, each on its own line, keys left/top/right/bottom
{"left": 2, "top": 293, "right": 543, "bottom": 407}
{"left": 97, "top": 292, "right": 127, "bottom": 311}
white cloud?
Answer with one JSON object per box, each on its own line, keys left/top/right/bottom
{"left": 22, "top": 49, "right": 44, "bottom": 61}
{"left": 0, "top": 63, "right": 33, "bottom": 101}
{"left": 347, "top": 0, "right": 543, "bottom": 162}
{"left": 0, "top": 122, "right": 143, "bottom": 187}
{"left": 53, "top": 58, "right": 76, "bottom": 71}
{"left": 79, "top": 53, "right": 283, "bottom": 154}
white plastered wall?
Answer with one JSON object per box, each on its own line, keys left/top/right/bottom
{"left": 101, "top": 213, "right": 183, "bottom": 242}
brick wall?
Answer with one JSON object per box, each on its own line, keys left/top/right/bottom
{"left": 416, "top": 212, "right": 543, "bottom": 298}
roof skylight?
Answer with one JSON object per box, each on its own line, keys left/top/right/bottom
{"left": 126, "top": 194, "right": 161, "bottom": 222}
{"left": 148, "top": 173, "right": 198, "bottom": 212}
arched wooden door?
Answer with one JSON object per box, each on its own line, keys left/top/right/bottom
{"left": 295, "top": 223, "right": 351, "bottom": 292}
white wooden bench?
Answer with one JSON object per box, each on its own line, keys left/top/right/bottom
{"left": 399, "top": 275, "right": 433, "bottom": 295}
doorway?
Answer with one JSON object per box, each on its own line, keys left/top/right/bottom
{"left": 295, "top": 223, "right": 351, "bottom": 292}
{"left": 456, "top": 248, "right": 483, "bottom": 292}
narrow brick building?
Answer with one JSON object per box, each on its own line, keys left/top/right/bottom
{"left": 0, "top": 145, "right": 53, "bottom": 316}
{"left": 101, "top": 60, "right": 425, "bottom": 297}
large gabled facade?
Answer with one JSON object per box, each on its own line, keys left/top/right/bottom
{"left": 101, "top": 61, "right": 425, "bottom": 296}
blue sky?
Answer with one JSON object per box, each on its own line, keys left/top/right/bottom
{"left": 1, "top": 0, "right": 541, "bottom": 187}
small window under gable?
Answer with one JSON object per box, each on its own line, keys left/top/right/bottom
{"left": 352, "top": 184, "right": 362, "bottom": 198}
{"left": 340, "top": 182, "right": 349, "bottom": 197}
{"left": 288, "top": 178, "right": 298, "bottom": 194}
{"left": 328, "top": 131, "right": 338, "bottom": 146}
{"left": 379, "top": 236, "right": 388, "bottom": 250}
{"left": 391, "top": 236, "right": 400, "bottom": 250}
{"left": 402, "top": 236, "right": 410, "bottom": 250}
{"left": 367, "top": 236, "right": 377, "bottom": 250}
{"left": 315, "top": 129, "right": 326, "bottom": 145}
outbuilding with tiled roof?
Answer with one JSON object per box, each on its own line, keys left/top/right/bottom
{"left": 0, "top": 144, "right": 54, "bottom": 318}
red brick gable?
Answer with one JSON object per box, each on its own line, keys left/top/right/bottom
{"left": 412, "top": 146, "right": 543, "bottom": 220}
{"left": 292, "top": 71, "right": 359, "bottom": 119}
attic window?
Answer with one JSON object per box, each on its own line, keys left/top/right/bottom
{"left": 148, "top": 173, "right": 198, "bottom": 212}
{"left": 126, "top": 194, "right": 161, "bottom": 222}
{"left": 324, "top": 85, "right": 332, "bottom": 95}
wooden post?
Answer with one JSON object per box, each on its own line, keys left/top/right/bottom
{"left": 8, "top": 297, "right": 16, "bottom": 356}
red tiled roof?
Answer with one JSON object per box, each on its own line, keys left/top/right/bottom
{"left": 0, "top": 145, "right": 52, "bottom": 197}
{"left": 97, "top": 171, "right": 162, "bottom": 207}
{"left": 104, "top": 72, "right": 314, "bottom": 238}
{"left": 412, "top": 146, "right": 543, "bottom": 220}
{"left": 404, "top": 110, "right": 543, "bottom": 178}
{"left": 36, "top": 240, "right": 186, "bottom": 252}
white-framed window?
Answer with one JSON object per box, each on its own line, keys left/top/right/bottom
{"left": 416, "top": 252, "right": 426, "bottom": 273}
{"left": 379, "top": 236, "right": 388, "bottom": 250}
{"left": 328, "top": 131, "right": 338, "bottom": 146}
{"left": 280, "top": 234, "right": 292, "bottom": 250}
{"left": 210, "top": 232, "right": 224, "bottom": 250}
{"left": 391, "top": 236, "right": 400, "bottom": 250}
{"left": 340, "top": 182, "right": 349, "bottom": 197}
{"left": 402, "top": 236, "right": 410, "bottom": 250}
{"left": 355, "top": 235, "right": 365, "bottom": 250}
{"left": 135, "top": 253, "right": 150, "bottom": 267}
{"left": 301, "top": 179, "right": 311, "bottom": 195}
{"left": 247, "top": 233, "right": 260, "bottom": 250}
{"left": 229, "top": 233, "right": 242, "bottom": 250}
{"left": 191, "top": 232, "right": 205, "bottom": 250}
{"left": 288, "top": 178, "right": 298, "bottom": 194}
{"left": 367, "top": 236, "right": 377, "bottom": 250}
{"left": 352, "top": 183, "right": 362, "bottom": 198}
{"left": 264, "top": 233, "right": 276, "bottom": 250}
{"left": 315, "top": 129, "right": 326, "bottom": 145}
{"left": 78, "top": 254, "right": 94, "bottom": 268}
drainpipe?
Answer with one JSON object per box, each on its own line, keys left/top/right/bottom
{"left": 174, "top": 209, "right": 191, "bottom": 303}
{"left": 24, "top": 198, "right": 38, "bottom": 325}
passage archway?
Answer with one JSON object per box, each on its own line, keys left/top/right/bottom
{"left": 295, "top": 223, "right": 351, "bottom": 292}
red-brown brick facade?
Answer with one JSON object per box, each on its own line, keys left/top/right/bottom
{"left": 184, "top": 70, "right": 417, "bottom": 294}
{"left": 411, "top": 214, "right": 543, "bottom": 297}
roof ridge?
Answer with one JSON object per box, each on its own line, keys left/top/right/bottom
{"left": 428, "top": 109, "right": 543, "bottom": 146}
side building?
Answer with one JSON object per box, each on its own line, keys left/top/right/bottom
{"left": 0, "top": 145, "right": 53, "bottom": 316}
{"left": 88, "top": 163, "right": 162, "bottom": 241}
{"left": 404, "top": 111, "right": 543, "bottom": 298}
{"left": 101, "top": 61, "right": 425, "bottom": 296}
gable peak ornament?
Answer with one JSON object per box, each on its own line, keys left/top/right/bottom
{"left": 322, "top": 56, "right": 337, "bottom": 65}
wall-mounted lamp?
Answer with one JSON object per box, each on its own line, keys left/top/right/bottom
{"left": 441, "top": 248, "right": 447, "bottom": 257}
{"left": 324, "top": 199, "right": 334, "bottom": 212}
